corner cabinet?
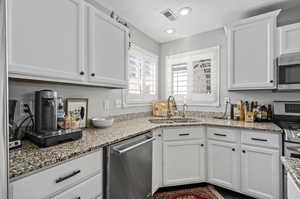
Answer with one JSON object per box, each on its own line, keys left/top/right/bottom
{"left": 7, "top": 0, "right": 128, "bottom": 88}
{"left": 162, "top": 127, "right": 206, "bottom": 186}
{"left": 207, "top": 140, "right": 240, "bottom": 191}
{"left": 227, "top": 10, "right": 281, "bottom": 90}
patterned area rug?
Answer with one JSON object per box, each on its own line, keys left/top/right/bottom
{"left": 154, "top": 185, "right": 225, "bottom": 199}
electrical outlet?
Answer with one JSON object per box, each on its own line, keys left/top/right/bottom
{"left": 224, "top": 96, "right": 231, "bottom": 104}
{"left": 19, "top": 101, "right": 25, "bottom": 117}
{"left": 115, "top": 99, "right": 122, "bottom": 108}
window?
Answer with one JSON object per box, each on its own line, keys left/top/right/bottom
{"left": 126, "top": 46, "right": 158, "bottom": 105}
{"left": 166, "top": 46, "right": 220, "bottom": 106}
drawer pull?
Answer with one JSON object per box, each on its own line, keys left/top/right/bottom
{"left": 179, "top": 133, "right": 190, "bottom": 136}
{"left": 214, "top": 133, "right": 227, "bottom": 137}
{"left": 74, "top": 197, "right": 81, "bottom": 199}
{"left": 55, "top": 170, "right": 81, "bottom": 184}
{"left": 251, "top": 138, "right": 268, "bottom": 142}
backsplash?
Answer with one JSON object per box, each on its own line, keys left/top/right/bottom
{"left": 8, "top": 80, "right": 152, "bottom": 122}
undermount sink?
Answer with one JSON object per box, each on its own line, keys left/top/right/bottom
{"left": 149, "top": 118, "right": 200, "bottom": 124}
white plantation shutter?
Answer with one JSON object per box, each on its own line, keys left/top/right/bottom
{"left": 128, "top": 55, "right": 142, "bottom": 95}
{"left": 166, "top": 46, "right": 220, "bottom": 106}
{"left": 127, "top": 46, "right": 158, "bottom": 104}
{"left": 171, "top": 63, "right": 188, "bottom": 95}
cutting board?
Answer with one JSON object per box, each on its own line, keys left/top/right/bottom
{"left": 152, "top": 100, "right": 176, "bottom": 117}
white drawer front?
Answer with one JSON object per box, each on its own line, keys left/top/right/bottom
{"left": 12, "top": 150, "right": 103, "bottom": 199}
{"left": 241, "top": 130, "right": 280, "bottom": 148}
{"left": 207, "top": 127, "right": 239, "bottom": 142}
{"left": 53, "top": 173, "right": 102, "bottom": 199}
{"left": 163, "top": 126, "right": 205, "bottom": 141}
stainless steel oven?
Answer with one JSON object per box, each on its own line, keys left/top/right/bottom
{"left": 278, "top": 52, "right": 300, "bottom": 90}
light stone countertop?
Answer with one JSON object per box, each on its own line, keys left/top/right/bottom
{"left": 9, "top": 117, "right": 282, "bottom": 180}
{"left": 281, "top": 157, "right": 300, "bottom": 190}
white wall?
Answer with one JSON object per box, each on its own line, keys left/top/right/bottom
{"left": 9, "top": 0, "right": 160, "bottom": 120}
{"left": 159, "top": 7, "right": 300, "bottom": 113}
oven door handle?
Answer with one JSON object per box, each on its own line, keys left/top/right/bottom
{"left": 113, "top": 137, "right": 155, "bottom": 154}
{"left": 286, "top": 146, "right": 300, "bottom": 153}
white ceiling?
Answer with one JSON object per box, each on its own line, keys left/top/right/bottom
{"left": 95, "top": 0, "right": 300, "bottom": 43}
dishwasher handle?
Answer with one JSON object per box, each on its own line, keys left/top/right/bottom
{"left": 113, "top": 137, "right": 155, "bottom": 154}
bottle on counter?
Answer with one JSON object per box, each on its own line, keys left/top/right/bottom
{"left": 267, "top": 104, "right": 273, "bottom": 121}
{"left": 57, "top": 97, "right": 65, "bottom": 129}
{"left": 64, "top": 114, "right": 71, "bottom": 129}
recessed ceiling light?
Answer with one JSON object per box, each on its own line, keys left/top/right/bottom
{"left": 166, "top": 29, "right": 175, "bottom": 34}
{"left": 179, "top": 7, "right": 192, "bottom": 16}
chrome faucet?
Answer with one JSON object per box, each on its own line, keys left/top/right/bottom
{"left": 182, "top": 103, "right": 188, "bottom": 118}
{"left": 167, "top": 96, "right": 177, "bottom": 118}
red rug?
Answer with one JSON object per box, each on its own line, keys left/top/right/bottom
{"left": 154, "top": 185, "right": 225, "bottom": 199}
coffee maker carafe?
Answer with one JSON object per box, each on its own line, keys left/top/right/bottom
{"left": 35, "top": 90, "right": 58, "bottom": 133}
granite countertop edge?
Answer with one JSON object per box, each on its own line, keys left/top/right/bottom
{"left": 10, "top": 117, "right": 282, "bottom": 180}
{"left": 281, "top": 156, "right": 300, "bottom": 190}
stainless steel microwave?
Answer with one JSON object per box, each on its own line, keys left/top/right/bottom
{"left": 278, "top": 52, "right": 300, "bottom": 90}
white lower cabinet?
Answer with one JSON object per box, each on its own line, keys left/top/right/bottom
{"left": 152, "top": 129, "right": 163, "bottom": 194}
{"left": 163, "top": 139, "right": 206, "bottom": 186}
{"left": 207, "top": 140, "right": 240, "bottom": 191}
{"left": 53, "top": 173, "right": 102, "bottom": 199}
{"left": 10, "top": 150, "right": 103, "bottom": 199}
{"left": 241, "top": 145, "right": 280, "bottom": 199}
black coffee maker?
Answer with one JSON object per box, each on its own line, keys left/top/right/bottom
{"left": 26, "top": 90, "right": 82, "bottom": 147}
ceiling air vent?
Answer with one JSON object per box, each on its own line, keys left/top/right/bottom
{"left": 161, "top": 9, "right": 177, "bottom": 21}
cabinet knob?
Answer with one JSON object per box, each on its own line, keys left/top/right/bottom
{"left": 232, "top": 148, "right": 235, "bottom": 151}
{"left": 80, "top": 71, "right": 85, "bottom": 75}
{"left": 242, "top": 150, "right": 246, "bottom": 153}
{"left": 270, "top": 80, "right": 274, "bottom": 83}
{"left": 91, "top": 73, "right": 95, "bottom": 77}
{"left": 158, "top": 134, "right": 162, "bottom": 137}
{"left": 201, "top": 144, "right": 204, "bottom": 147}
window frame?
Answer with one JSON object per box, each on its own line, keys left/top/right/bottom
{"left": 123, "top": 45, "right": 159, "bottom": 107}
{"left": 165, "top": 46, "right": 220, "bottom": 107}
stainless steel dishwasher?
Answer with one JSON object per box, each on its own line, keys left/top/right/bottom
{"left": 105, "top": 132, "right": 154, "bottom": 199}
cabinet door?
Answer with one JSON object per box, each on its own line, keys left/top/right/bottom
{"left": 152, "top": 130, "right": 163, "bottom": 194}
{"left": 88, "top": 6, "right": 128, "bottom": 88}
{"left": 163, "top": 140, "right": 205, "bottom": 186}
{"left": 241, "top": 145, "right": 280, "bottom": 199}
{"left": 227, "top": 10, "right": 280, "bottom": 90}
{"left": 52, "top": 173, "right": 102, "bottom": 199}
{"left": 8, "top": 0, "right": 85, "bottom": 82}
{"left": 207, "top": 140, "right": 240, "bottom": 191}
{"left": 279, "top": 23, "right": 300, "bottom": 55}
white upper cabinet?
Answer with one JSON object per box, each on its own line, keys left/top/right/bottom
{"left": 279, "top": 22, "right": 300, "bottom": 55}
{"left": 227, "top": 10, "right": 281, "bottom": 90}
{"left": 8, "top": 0, "right": 128, "bottom": 88}
{"left": 8, "top": 0, "right": 85, "bottom": 82}
{"left": 241, "top": 145, "right": 280, "bottom": 199}
{"left": 87, "top": 6, "right": 128, "bottom": 88}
